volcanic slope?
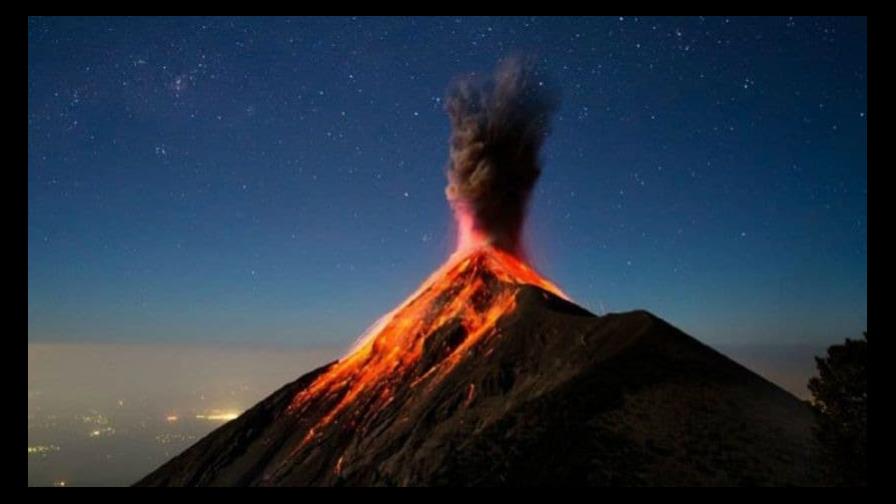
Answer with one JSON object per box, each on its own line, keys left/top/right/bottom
{"left": 137, "top": 246, "right": 823, "bottom": 486}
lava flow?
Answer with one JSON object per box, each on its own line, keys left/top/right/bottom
{"left": 284, "top": 58, "right": 564, "bottom": 456}
{"left": 286, "top": 243, "right": 567, "bottom": 450}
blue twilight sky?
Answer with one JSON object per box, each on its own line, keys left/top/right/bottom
{"left": 28, "top": 16, "right": 866, "bottom": 348}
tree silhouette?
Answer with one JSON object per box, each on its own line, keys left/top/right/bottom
{"left": 808, "top": 332, "right": 867, "bottom": 486}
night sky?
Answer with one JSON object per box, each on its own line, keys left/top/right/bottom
{"left": 28, "top": 16, "right": 866, "bottom": 349}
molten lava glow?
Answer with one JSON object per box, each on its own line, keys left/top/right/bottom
{"left": 454, "top": 207, "right": 489, "bottom": 254}
{"left": 286, "top": 243, "right": 567, "bottom": 451}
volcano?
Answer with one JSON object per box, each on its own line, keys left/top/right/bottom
{"left": 136, "top": 245, "right": 824, "bottom": 487}
{"left": 136, "top": 60, "right": 825, "bottom": 486}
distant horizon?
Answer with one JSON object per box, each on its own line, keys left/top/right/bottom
{"left": 27, "top": 337, "right": 833, "bottom": 400}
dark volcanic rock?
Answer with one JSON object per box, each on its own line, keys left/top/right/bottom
{"left": 136, "top": 284, "right": 824, "bottom": 486}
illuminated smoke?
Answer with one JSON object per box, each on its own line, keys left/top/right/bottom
{"left": 444, "top": 57, "right": 558, "bottom": 256}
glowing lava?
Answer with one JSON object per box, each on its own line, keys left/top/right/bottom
{"left": 282, "top": 59, "right": 566, "bottom": 455}
{"left": 286, "top": 243, "right": 566, "bottom": 451}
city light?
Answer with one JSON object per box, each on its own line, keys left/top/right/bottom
{"left": 195, "top": 411, "right": 240, "bottom": 421}
{"left": 88, "top": 427, "right": 115, "bottom": 438}
{"left": 28, "top": 445, "right": 60, "bottom": 455}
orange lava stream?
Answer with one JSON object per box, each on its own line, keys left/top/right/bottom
{"left": 286, "top": 244, "right": 567, "bottom": 449}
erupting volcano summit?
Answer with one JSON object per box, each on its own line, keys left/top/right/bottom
{"left": 137, "top": 60, "right": 825, "bottom": 487}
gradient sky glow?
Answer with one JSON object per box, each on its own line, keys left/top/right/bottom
{"left": 28, "top": 16, "right": 866, "bottom": 348}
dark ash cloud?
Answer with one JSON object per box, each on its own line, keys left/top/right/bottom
{"left": 444, "top": 57, "right": 559, "bottom": 255}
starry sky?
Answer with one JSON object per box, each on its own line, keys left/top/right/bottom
{"left": 28, "top": 16, "right": 866, "bottom": 349}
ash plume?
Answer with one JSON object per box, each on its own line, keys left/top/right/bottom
{"left": 445, "top": 57, "right": 558, "bottom": 256}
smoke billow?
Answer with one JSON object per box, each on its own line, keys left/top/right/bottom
{"left": 445, "top": 57, "right": 558, "bottom": 256}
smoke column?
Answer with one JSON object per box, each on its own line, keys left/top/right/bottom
{"left": 445, "top": 57, "right": 558, "bottom": 257}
